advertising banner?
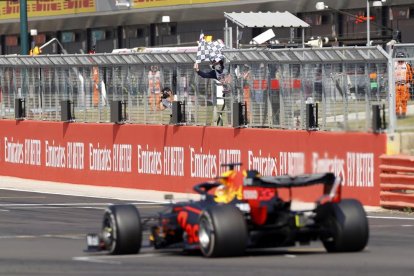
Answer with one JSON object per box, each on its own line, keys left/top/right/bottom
{"left": 0, "top": 0, "right": 95, "bottom": 20}
{"left": 0, "top": 0, "right": 230, "bottom": 20}
{"left": 132, "top": 0, "right": 231, "bottom": 9}
{"left": 0, "top": 121, "right": 386, "bottom": 206}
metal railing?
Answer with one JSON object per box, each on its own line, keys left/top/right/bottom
{"left": 0, "top": 46, "right": 393, "bottom": 132}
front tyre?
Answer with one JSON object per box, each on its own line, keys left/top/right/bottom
{"left": 102, "top": 204, "right": 142, "bottom": 255}
{"left": 198, "top": 205, "right": 247, "bottom": 257}
{"left": 319, "top": 199, "right": 369, "bottom": 252}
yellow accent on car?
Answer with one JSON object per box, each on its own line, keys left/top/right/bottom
{"left": 295, "top": 214, "right": 305, "bottom": 228}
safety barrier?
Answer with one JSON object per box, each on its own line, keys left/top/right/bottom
{"left": 380, "top": 154, "right": 414, "bottom": 209}
{"left": 0, "top": 120, "right": 386, "bottom": 206}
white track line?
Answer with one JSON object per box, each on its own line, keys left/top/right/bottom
{"left": 73, "top": 253, "right": 162, "bottom": 264}
{"left": 367, "top": 216, "right": 414, "bottom": 220}
{"left": 0, "top": 187, "right": 171, "bottom": 204}
{"left": 0, "top": 203, "right": 113, "bottom": 207}
{"left": 72, "top": 256, "right": 122, "bottom": 264}
{"left": 0, "top": 196, "right": 46, "bottom": 199}
{"left": 0, "top": 202, "right": 160, "bottom": 207}
{"left": 0, "top": 234, "right": 84, "bottom": 240}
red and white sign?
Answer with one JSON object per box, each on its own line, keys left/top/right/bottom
{"left": 0, "top": 121, "right": 386, "bottom": 206}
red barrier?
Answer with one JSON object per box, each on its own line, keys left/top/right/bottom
{"left": 380, "top": 155, "right": 414, "bottom": 209}
{"left": 0, "top": 120, "right": 386, "bottom": 206}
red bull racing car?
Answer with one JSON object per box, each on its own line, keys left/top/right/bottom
{"left": 86, "top": 164, "right": 369, "bottom": 257}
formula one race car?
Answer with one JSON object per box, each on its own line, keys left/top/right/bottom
{"left": 86, "top": 164, "right": 369, "bottom": 257}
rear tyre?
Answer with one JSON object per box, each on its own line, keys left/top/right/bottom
{"left": 319, "top": 199, "right": 369, "bottom": 252}
{"left": 198, "top": 205, "right": 247, "bottom": 257}
{"left": 102, "top": 204, "right": 142, "bottom": 255}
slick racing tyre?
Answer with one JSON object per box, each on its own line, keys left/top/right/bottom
{"left": 102, "top": 204, "right": 142, "bottom": 255}
{"left": 198, "top": 205, "right": 248, "bottom": 257}
{"left": 319, "top": 199, "right": 369, "bottom": 252}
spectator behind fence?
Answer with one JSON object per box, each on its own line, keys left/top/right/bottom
{"left": 160, "top": 87, "right": 173, "bottom": 110}
{"left": 148, "top": 65, "right": 162, "bottom": 111}
{"left": 88, "top": 46, "right": 100, "bottom": 107}
{"left": 251, "top": 63, "right": 269, "bottom": 125}
{"left": 269, "top": 64, "right": 281, "bottom": 125}
{"left": 92, "top": 66, "right": 100, "bottom": 107}
{"left": 236, "top": 64, "right": 252, "bottom": 121}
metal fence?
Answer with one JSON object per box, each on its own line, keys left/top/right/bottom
{"left": 0, "top": 46, "right": 392, "bottom": 132}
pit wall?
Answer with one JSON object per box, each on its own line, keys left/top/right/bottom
{"left": 0, "top": 120, "right": 386, "bottom": 206}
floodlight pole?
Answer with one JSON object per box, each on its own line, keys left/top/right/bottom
{"left": 367, "top": 0, "right": 387, "bottom": 46}
{"left": 367, "top": 0, "right": 370, "bottom": 45}
{"left": 20, "top": 0, "right": 29, "bottom": 55}
{"left": 301, "top": 28, "right": 305, "bottom": 47}
{"left": 236, "top": 25, "right": 240, "bottom": 49}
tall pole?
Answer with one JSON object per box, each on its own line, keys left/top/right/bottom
{"left": 20, "top": 0, "right": 29, "bottom": 55}
{"left": 366, "top": 0, "right": 370, "bottom": 46}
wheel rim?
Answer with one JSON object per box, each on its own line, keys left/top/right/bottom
{"left": 102, "top": 212, "right": 117, "bottom": 253}
{"left": 198, "top": 216, "right": 213, "bottom": 252}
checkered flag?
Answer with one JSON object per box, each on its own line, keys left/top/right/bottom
{"left": 196, "top": 33, "right": 207, "bottom": 64}
{"left": 196, "top": 32, "right": 225, "bottom": 64}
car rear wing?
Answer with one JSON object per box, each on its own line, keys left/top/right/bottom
{"left": 244, "top": 172, "right": 342, "bottom": 203}
{"left": 247, "top": 173, "right": 335, "bottom": 188}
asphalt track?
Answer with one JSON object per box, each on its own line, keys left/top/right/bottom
{"left": 0, "top": 184, "right": 413, "bottom": 276}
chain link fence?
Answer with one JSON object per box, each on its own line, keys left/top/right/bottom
{"left": 0, "top": 46, "right": 393, "bottom": 132}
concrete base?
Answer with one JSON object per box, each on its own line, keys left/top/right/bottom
{"left": 401, "top": 132, "right": 414, "bottom": 155}
{"left": 387, "top": 132, "right": 401, "bottom": 155}
{"left": 387, "top": 132, "right": 414, "bottom": 155}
